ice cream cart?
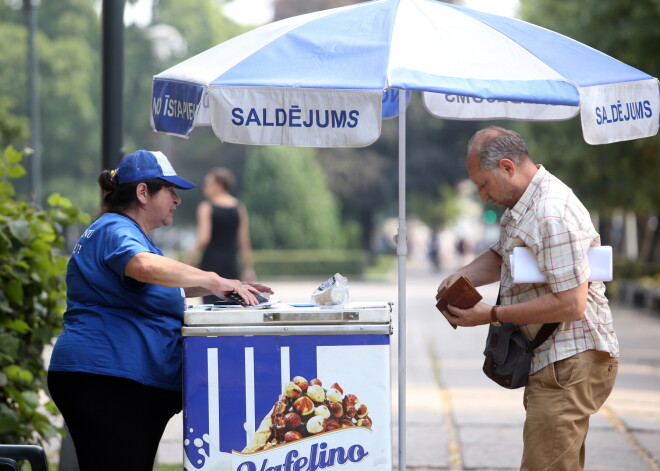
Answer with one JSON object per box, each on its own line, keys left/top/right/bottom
{"left": 181, "top": 302, "right": 393, "bottom": 471}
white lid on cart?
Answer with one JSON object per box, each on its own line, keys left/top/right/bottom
{"left": 184, "top": 302, "right": 393, "bottom": 327}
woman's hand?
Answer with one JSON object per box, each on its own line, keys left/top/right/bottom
{"left": 209, "top": 277, "right": 273, "bottom": 305}
{"left": 243, "top": 282, "right": 274, "bottom": 295}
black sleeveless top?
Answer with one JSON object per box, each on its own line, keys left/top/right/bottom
{"left": 199, "top": 204, "right": 240, "bottom": 279}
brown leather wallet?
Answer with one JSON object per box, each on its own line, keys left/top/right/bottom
{"left": 435, "top": 276, "right": 483, "bottom": 329}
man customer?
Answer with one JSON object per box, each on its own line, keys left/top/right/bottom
{"left": 437, "top": 126, "right": 619, "bottom": 470}
{"left": 48, "top": 149, "right": 272, "bottom": 471}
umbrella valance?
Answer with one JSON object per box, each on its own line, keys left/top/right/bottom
{"left": 151, "top": 0, "right": 658, "bottom": 146}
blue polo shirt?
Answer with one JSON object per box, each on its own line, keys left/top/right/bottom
{"left": 49, "top": 213, "right": 185, "bottom": 392}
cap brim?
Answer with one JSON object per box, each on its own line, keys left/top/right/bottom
{"left": 160, "top": 175, "right": 196, "bottom": 190}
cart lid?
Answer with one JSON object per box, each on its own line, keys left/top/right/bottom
{"left": 184, "top": 302, "right": 392, "bottom": 326}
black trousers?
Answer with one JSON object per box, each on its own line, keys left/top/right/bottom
{"left": 47, "top": 371, "right": 182, "bottom": 471}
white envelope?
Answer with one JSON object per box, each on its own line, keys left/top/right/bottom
{"left": 510, "top": 246, "right": 612, "bottom": 283}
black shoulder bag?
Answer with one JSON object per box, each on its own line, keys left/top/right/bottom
{"left": 482, "top": 294, "right": 559, "bottom": 389}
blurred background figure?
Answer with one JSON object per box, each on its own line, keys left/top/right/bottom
{"left": 187, "top": 167, "right": 256, "bottom": 304}
{"left": 427, "top": 231, "right": 441, "bottom": 272}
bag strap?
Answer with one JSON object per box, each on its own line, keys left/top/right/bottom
{"left": 526, "top": 322, "right": 560, "bottom": 352}
{"left": 495, "top": 291, "right": 559, "bottom": 353}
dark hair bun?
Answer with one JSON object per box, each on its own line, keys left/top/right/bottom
{"left": 98, "top": 169, "right": 118, "bottom": 192}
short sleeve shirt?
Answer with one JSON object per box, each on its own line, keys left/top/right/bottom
{"left": 49, "top": 213, "right": 186, "bottom": 391}
{"left": 491, "top": 166, "right": 618, "bottom": 374}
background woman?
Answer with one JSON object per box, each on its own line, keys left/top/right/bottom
{"left": 188, "top": 167, "right": 256, "bottom": 304}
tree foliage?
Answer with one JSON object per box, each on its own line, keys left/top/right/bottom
{"left": 517, "top": 0, "right": 660, "bottom": 216}
{"left": 409, "top": 184, "right": 461, "bottom": 231}
{"left": 0, "top": 146, "right": 88, "bottom": 444}
{"left": 123, "top": 1, "right": 262, "bottom": 227}
{"left": 153, "top": 0, "right": 247, "bottom": 55}
{"left": 2, "top": 0, "right": 654, "bottom": 249}
{"left": 0, "top": 0, "right": 101, "bottom": 209}
{"left": 0, "top": 0, "right": 479, "bottom": 247}
{"left": 273, "top": 0, "right": 357, "bottom": 20}
{"left": 242, "top": 146, "right": 353, "bottom": 250}
{"left": 271, "top": 0, "right": 481, "bottom": 248}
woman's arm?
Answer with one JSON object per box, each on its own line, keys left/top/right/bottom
{"left": 125, "top": 251, "right": 265, "bottom": 304}
{"left": 237, "top": 204, "right": 256, "bottom": 282}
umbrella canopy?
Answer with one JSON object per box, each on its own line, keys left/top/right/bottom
{"left": 152, "top": 0, "right": 658, "bottom": 145}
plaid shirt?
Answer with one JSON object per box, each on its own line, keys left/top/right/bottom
{"left": 491, "top": 165, "right": 619, "bottom": 374}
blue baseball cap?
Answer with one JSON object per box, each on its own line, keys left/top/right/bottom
{"left": 116, "top": 149, "right": 195, "bottom": 189}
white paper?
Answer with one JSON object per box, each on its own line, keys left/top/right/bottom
{"left": 511, "top": 246, "right": 612, "bottom": 283}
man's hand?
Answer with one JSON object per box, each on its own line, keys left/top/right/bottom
{"left": 435, "top": 249, "right": 502, "bottom": 327}
{"left": 436, "top": 249, "right": 502, "bottom": 298}
{"left": 443, "top": 301, "right": 492, "bottom": 327}
{"left": 437, "top": 272, "right": 464, "bottom": 297}
{"left": 436, "top": 272, "right": 473, "bottom": 325}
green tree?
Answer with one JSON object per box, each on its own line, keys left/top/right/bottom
{"left": 273, "top": 0, "right": 358, "bottom": 20}
{"left": 0, "top": 97, "right": 28, "bottom": 147}
{"left": 242, "top": 146, "right": 351, "bottom": 250}
{"left": 0, "top": 22, "right": 31, "bottom": 153}
{"left": 0, "top": 0, "right": 101, "bottom": 212}
{"left": 0, "top": 0, "right": 251, "bottom": 221}
{"left": 271, "top": 1, "right": 480, "bottom": 250}
{"left": 0, "top": 146, "right": 88, "bottom": 444}
{"left": 153, "top": 0, "right": 247, "bottom": 55}
{"left": 517, "top": 0, "right": 660, "bottom": 216}
{"left": 126, "top": 0, "right": 249, "bottom": 152}
{"left": 122, "top": 1, "right": 260, "bottom": 227}
{"left": 517, "top": 0, "right": 660, "bottom": 260}
{"left": 409, "top": 184, "right": 461, "bottom": 232}
{"left": 316, "top": 146, "right": 394, "bottom": 249}
{"left": 0, "top": 0, "right": 479, "bottom": 254}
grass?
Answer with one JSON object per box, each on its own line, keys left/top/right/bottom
{"left": 156, "top": 465, "right": 182, "bottom": 471}
{"left": 363, "top": 254, "right": 396, "bottom": 281}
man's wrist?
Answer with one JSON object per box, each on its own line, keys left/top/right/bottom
{"left": 491, "top": 305, "right": 502, "bottom": 326}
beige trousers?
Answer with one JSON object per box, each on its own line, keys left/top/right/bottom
{"left": 521, "top": 349, "right": 618, "bottom": 471}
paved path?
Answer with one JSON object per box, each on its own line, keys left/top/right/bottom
{"left": 157, "top": 259, "right": 660, "bottom": 471}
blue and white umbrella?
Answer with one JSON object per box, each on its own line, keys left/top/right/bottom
{"left": 151, "top": 1, "right": 658, "bottom": 467}
{"left": 152, "top": 0, "right": 658, "bottom": 146}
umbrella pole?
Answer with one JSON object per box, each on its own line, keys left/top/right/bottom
{"left": 397, "top": 90, "right": 407, "bottom": 471}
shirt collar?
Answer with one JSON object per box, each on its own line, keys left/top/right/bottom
{"left": 507, "top": 164, "right": 547, "bottom": 221}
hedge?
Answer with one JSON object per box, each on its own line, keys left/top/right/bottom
{"left": 0, "top": 146, "right": 88, "bottom": 444}
{"left": 252, "top": 249, "right": 373, "bottom": 278}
